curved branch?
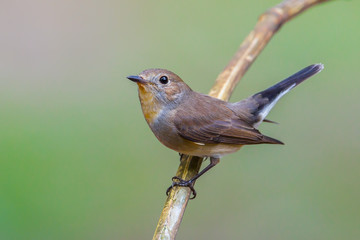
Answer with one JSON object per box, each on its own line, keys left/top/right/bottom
{"left": 153, "top": 0, "right": 329, "bottom": 239}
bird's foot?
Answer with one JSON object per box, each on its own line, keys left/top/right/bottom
{"left": 166, "top": 176, "right": 197, "bottom": 199}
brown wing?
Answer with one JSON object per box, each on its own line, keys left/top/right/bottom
{"left": 174, "top": 95, "right": 283, "bottom": 145}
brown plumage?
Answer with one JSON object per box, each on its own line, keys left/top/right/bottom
{"left": 127, "top": 64, "right": 324, "bottom": 198}
{"left": 174, "top": 93, "right": 282, "bottom": 145}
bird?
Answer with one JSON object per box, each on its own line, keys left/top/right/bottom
{"left": 127, "top": 64, "right": 324, "bottom": 198}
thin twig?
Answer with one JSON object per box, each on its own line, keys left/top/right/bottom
{"left": 153, "top": 0, "right": 329, "bottom": 239}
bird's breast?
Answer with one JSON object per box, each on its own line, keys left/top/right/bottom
{"left": 137, "top": 84, "right": 162, "bottom": 125}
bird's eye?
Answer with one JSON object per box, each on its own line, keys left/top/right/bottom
{"left": 159, "top": 76, "right": 169, "bottom": 84}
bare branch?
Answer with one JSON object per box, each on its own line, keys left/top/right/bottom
{"left": 153, "top": 0, "right": 329, "bottom": 239}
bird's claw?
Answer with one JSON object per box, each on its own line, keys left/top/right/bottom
{"left": 166, "top": 176, "right": 197, "bottom": 199}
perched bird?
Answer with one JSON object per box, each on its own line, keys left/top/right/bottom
{"left": 127, "top": 64, "right": 323, "bottom": 198}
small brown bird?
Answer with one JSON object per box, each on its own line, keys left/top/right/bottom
{"left": 127, "top": 64, "right": 323, "bottom": 198}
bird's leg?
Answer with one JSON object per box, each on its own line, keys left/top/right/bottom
{"left": 166, "top": 157, "right": 220, "bottom": 199}
{"left": 178, "top": 153, "right": 184, "bottom": 161}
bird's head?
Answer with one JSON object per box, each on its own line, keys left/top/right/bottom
{"left": 127, "top": 69, "right": 192, "bottom": 105}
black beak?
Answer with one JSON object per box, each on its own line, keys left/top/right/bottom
{"left": 127, "top": 75, "right": 146, "bottom": 84}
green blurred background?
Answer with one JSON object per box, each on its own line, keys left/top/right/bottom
{"left": 1, "top": 0, "right": 359, "bottom": 239}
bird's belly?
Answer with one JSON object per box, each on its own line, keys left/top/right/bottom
{"left": 177, "top": 141, "right": 243, "bottom": 158}
{"left": 150, "top": 120, "right": 242, "bottom": 158}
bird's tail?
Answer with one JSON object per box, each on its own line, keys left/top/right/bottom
{"left": 235, "top": 64, "right": 324, "bottom": 128}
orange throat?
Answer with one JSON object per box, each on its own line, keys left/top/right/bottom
{"left": 137, "top": 84, "right": 162, "bottom": 124}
